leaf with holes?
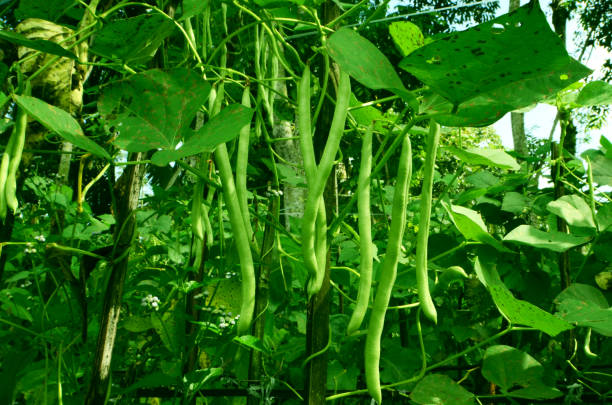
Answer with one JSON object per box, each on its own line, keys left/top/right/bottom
{"left": 503, "top": 225, "right": 591, "bottom": 252}
{"left": 14, "top": 95, "right": 110, "bottom": 159}
{"left": 475, "top": 256, "right": 572, "bottom": 336}
{"left": 98, "top": 69, "right": 211, "bottom": 153}
{"left": 151, "top": 104, "right": 253, "bottom": 166}
{"left": 411, "top": 374, "right": 474, "bottom": 405}
{"left": 399, "top": 1, "right": 591, "bottom": 127}
{"left": 327, "top": 28, "right": 417, "bottom": 110}
{"left": 90, "top": 14, "right": 175, "bottom": 65}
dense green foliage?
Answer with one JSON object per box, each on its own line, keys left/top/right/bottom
{"left": 1, "top": 0, "right": 611, "bottom": 404}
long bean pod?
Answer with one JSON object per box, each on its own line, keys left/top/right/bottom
{"left": 303, "top": 70, "right": 351, "bottom": 297}
{"left": 365, "top": 133, "right": 412, "bottom": 404}
{"left": 236, "top": 86, "right": 254, "bottom": 242}
{"left": 0, "top": 122, "right": 17, "bottom": 220}
{"left": 211, "top": 85, "right": 256, "bottom": 334}
{"left": 415, "top": 120, "right": 440, "bottom": 324}
{"left": 191, "top": 181, "right": 204, "bottom": 241}
{"left": 347, "top": 124, "right": 373, "bottom": 335}
{"left": 5, "top": 106, "right": 26, "bottom": 214}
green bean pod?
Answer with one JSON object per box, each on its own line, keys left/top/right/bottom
{"left": 0, "top": 107, "right": 23, "bottom": 219}
{"left": 298, "top": 66, "right": 328, "bottom": 289}
{"left": 236, "top": 86, "right": 254, "bottom": 242}
{"left": 215, "top": 142, "right": 255, "bottom": 335}
{"left": 5, "top": 106, "right": 26, "bottom": 213}
{"left": 191, "top": 182, "right": 204, "bottom": 241}
{"left": 347, "top": 124, "right": 373, "bottom": 335}
{"left": 415, "top": 120, "right": 441, "bottom": 324}
{"left": 303, "top": 70, "right": 351, "bottom": 297}
{"left": 365, "top": 134, "right": 412, "bottom": 404}
{"left": 212, "top": 84, "right": 255, "bottom": 334}
{"left": 298, "top": 65, "right": 316, "bottom": 182}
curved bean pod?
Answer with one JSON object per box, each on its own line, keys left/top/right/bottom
{"left": 415, "top": 120, "right": 441, "bottom": 324}
{"left": 303, "top": 70, "right": 351, "bottom": 297}
{"left": 365, "top": 133, "right": 412, "bottom": 404}
{"left": 347, "top": 124, "right": 373, "bottom": 335}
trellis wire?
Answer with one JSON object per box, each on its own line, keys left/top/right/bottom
{"left": 285, "top": 0, "right": 501, "bottom": 40}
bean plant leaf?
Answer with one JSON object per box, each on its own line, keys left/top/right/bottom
{"left": 151, "top": 104, "right": 254, "bottom": 166}
{"left": 99, "top": 69, "right": 211, "bottom": 153}
{"left": 446, "top": 147, "right": 520, "bottom": 170}
{"left": 389, "top": 21, "right": 425, "bottom": 57}
{"left": 90, "top": 14, "right": 175, "bottom": 65}
{"left": 411, "top": 374, "right": 474, "bottom": 405}
{"left": 14, "top": 95, "right": 111, "bottom": 159}
{"left": 502, "top": 191, "right": 529, "bottom": 214}
{"left": 123, "top": 315, "right": 154, "bottom": 332}
{"left": 474, "top": 256, "right": 572, "bottom": 336}
{"left": 582, "top": 149, "right": 612, "bottom": 186}
{"left": 399, "top": 1, "right": 591, "bottom": 127}
{"left": 596, "top": 203, "right": 612, "bottom": 231}
{"left": 482, "top": 345, "right": 562, "bottom": 399}
{"left": 576, "top": 81, "right": 612, "bottom": 106}
{"left": 503, "top": 225, "right": 591, "bottom": 252}
{"left": 554, "top": 284, "right": 612, "bottom": 336}
{"left": 546, "top": 194, "right": 595, "bottom": 229}
{"left": 15, "top": 0, "right": 74, "bottom": 21}
{"left": 442, "top": 202, "right": 511, "bottom": 252}
{"left": 0, "top": 30, "right": 77, "bottom": 60}
{"left": 180, "top": 0, "right": 210, "bottom": 20}
{"left": 233, "top": 335, "right": 268, "bottom": 353}
{"left": 327, "top": 28, "right": 418, "bottom": 110}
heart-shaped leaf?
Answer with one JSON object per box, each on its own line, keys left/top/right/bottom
{"left": 547, "top": 194, "right": 595, "bottom": 229}
{"left": 90, "top": 14, "right": 175, "bottom": 65}
{"left": 98, "top": 69, "right": 211, "bottom": 153}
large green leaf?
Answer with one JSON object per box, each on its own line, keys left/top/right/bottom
{"left": 443, "top": 203, "right": 511, "bottom": 252}
{"left": 389, "top": 21, "right": 424, "bottom": 57}
{"left": 327, "top": 28, "right": 417, "bottom": 109}
{"left": 15, "top": 0, "right": 74, "bottom": 21}
{"left": 576, "top": 81, "right": 612, "bottom": 106}
{"left": 14, "top": 95, "right": 110, "bottom": 159}
{"left": 180, "top": 0, "right": 210, "bottom": 20}
{"left": 547, "top": 194, "right": 595, "bottom": 229}
{"left": 411, "top": 374, "right": 474, "bottom": 405}
{"left": 501, "top": 192, "right": 529, "bottom": 214}
{"left": 474, "top": 256, "right": 572, "bottom": 336}
{"left": 503, "top": 225, "right": 591, "bottom": 252}
{"left": 582, "top": 149, "right": 612, "bottom": 187}
{"left": 98, "top": 69, "right": 211, "bottom": 153}
{"left": 482, "top": 345, "right": 562, "bottom": 399}
{"left": 399, "top": 1, "right": 591, "bottom": 127}
{"left": 90, "top": 14, "right": 175, "bottom": 65}
{"left": 554, "top": 284, "right": 612, "bottom": 336}
{"left": 151, "top": 104, "right": 254, "bottom": 166}
{"left": 0, "top": 30, "right": 77, "bottom": 60}
{"left": 445, "top": 147, "right": 519, "bottom": 171}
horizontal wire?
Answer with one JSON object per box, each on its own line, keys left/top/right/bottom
{"left": 284, "top": 0, "right": 501, "bottom": 40}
